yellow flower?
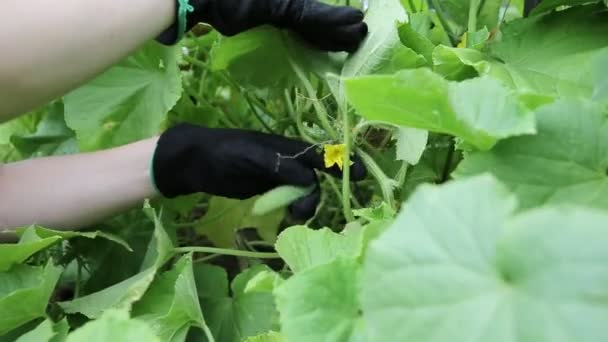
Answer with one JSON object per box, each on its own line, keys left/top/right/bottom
{"left": 324, "top": 144, "right": 352, "bottom": 171}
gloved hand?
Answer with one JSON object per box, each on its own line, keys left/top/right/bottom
{"left": 152, "top": 124, "right": 367, "bottom": 219}
{"left": 157, "top": 0, "right": 368, "bottom": 53}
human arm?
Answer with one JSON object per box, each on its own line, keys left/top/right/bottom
{"left": 0, "top": 0, "right": 367, "bottom": 121}
{"left": 0, "top": 138, "right": 159, "bottom": 233}
{"left": 0, "top": 0, "right": 176, "bottom": 120}
{"left": 0, "top": 124, "right": 366, "bottom": 233}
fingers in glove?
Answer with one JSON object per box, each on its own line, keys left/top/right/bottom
{"left": 310, "top": 22, "right": 368, "bottom": 53}
{"left": 302, "top": 1, "right": 365, "bottom": 26}
{"left": 240, "top": 130, "right": 368, "bottom": 182}
{"left": 288, "top": 185, "right": 321, "bottom": 220}
{"left": 272, "top": 155, "right": 318, "bottom": 187}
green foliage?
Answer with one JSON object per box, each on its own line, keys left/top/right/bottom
{"left": 275, "top": 258, "right": 361, "bottom": 342}
{"left": 65, "top": 310, "right": 160, "bottom": 342}
{"left": 275, "top": 226, "right": 362, "bottom": 273}
{"left": 64, "top": 42, "right": 182, "bottom": 151}
{"left": 529, "top": 0, "right": 602, "bottom": 15}
{"left": 132, "top": 254, "right": 209, "bottom": 341}
{"left": 0, "top": 235, "right": 61, "bottom": 272}
{"left": 485, "top": 5, "right": 608, "bottom": 97}
{"left": 15, "top": 319, "right": 68, "bottom": 342}
{"left": 2, "top": 0, "right": 608, "bottom": 340}
{"left": 58, "top": 204, "right": 173, "bottom": 319}
{"left": 196, "top": 264, "right": 281, "bottom": 342}
{"left": 0, "top": 262, "right": 63, "bottom": 335}
{"left": 195, "top": 196, "right": 285, "bottom": 248}
{"left": 362, "top": 175, "right": 608, "bottom": 341}
{"left": 345, "top": 69, "right": 535, "bottom": 150}
{"left": 455, "top": 99, "right": 608, "bottom": 210}
{"left": 210, "top": 27, "right": 334, "bottom": 88}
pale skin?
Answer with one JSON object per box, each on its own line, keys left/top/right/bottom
{"left": 0, "top": 0, "right": 179, "bottom": 236}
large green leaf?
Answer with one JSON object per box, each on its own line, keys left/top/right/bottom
{"left": 15, "top": 319, "right": 68, "bottom": 342}
{"left": 0, "top": 111, "right": 41, "bottom": 145}
{"left": 195, "top": 197, "right": 284, "bottom": 248}
{"left": 210, "top": 26, "right": 336, "bottom": 88}
{"left": 395, "top": 127, "right": 428, "bottom": 165}
{"left": 192, "top": 264, "right": 229, "bottom": 299}
{"left": 345, "top": 69, "right": 536, "bottom": 150}
{"left": 64, "top": 41, "right": 181, "bottom": 151}
{"left": 530, "top": 0, "right": 601, "bottom": 15}
{"left": 66, "top": 310, "right": 160, "bottom": 342}
{"left": 487, "top": 5, "right": 608, "bottom": 97}
{"left": 141, "top": 202, "right": 175, "bottom": 270}
{"left": 334, "top": 0, "right": 408, "bottom": 104}
{"left": 361, "top": 175, "right": 608, "bottom": 341}
{"left": 58, "top": 203, "right": 173, "bottom": 318}
{"left": 0, "top": 262, "right": 63, "bottom": 335}
{"left": 15, "top": 320, "right": 54, "bottom": 342}
{"left": 455, "top": 99, "right": 608, "bottom": 210}
{"left": 592, "top": 50, "right": 608, "bottom": 104}
{"left": 275, "top": 258, "right": 361, "bottom": 342}
{"left": 15, "top": 225, "right": 132, "bottom": 251}
{"left": 430, "top": 0, "right": 501, "bottom": 38}
{"left": 10, "top": 101, "right": 77, "bottom": 158}
{"left": 0, "top": 236, "right": 61, "bottom": 272}
{"left": 398, "top": 21, "right": 435, "bottom": 64}
{"left": 197, "top": 265, "right": 280, "bottom": 342}
{"left": 275, "top": 226, "right": 362, "bottom": 273}
{"left": 132, "top": 254, "right": 208, "bottom": 342}
{"left": 342, "top": 0, "right": 407, "bottom": 78}
{"left": 59, "top": 268, "right": 156, "bottom": 319}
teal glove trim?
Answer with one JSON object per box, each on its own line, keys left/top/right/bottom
{"left": 177, "top": 0, "right": 195, "bottom": 41}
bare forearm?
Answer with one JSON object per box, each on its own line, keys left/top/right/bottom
{"left": 0, "top": 138, "right": 159, "bottom": 232}
{"left": 0, "top": 0, "right": 175, "bottom": 119}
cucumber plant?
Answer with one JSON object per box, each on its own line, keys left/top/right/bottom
{"left": 1, "top": 0, "right": 608, "bottom": 341}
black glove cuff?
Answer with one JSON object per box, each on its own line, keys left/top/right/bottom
{"left": 152, "top": 124, "right": 202, "bottom": 198}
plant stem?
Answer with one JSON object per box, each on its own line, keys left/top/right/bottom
{"left": 201, "top": 324, "right": 215, "bottom": 342}
{"left": 285, "top": 89, "right": 317, "bottom": 143}
{"left": 356, "top": 148, "right": 396, "bottom": 209}
{"left": 468, "top": 0, "right": 480, "bottom": 46}
{"left": 408, "top": 0, "right": 418, "bottom": 12}
{"left": 430, "top": 0, "right": 459, "bottom": 46}
{"left": 183, "top": 54, "right": 210, "bottom": 71}
{"left": 396, "top": 161, "right": 410, "bottom": 188}
{"left": 289, "top": 58, "right": 338, "bottom": 139}
{"left": 174, "top": 246, "right": 280, "bottom": 259}
{"left": 342, "top": 111, "right": 355, "bottom": 222}
{"left": 74, "top": 258, "right": 82, "bottom": 299}
{"left": 243, "top": 95, "right": 275, "bottom": 134}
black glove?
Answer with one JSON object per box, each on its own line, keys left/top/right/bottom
{"left": 524, "top": 0, "right": 542, "bottom": 16}
{"left": 157, "top": 0, "right": 368, "bottom": 53}
{"left": 152, "top": 124, "right": 367, "bottom": 219}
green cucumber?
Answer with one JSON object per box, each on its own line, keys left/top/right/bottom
{"left": 252, "top": 185, "right": 315, "bottom": 216}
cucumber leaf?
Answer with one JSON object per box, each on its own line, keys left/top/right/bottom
{"left": 275, "top": 258, "right": 362, "bottom": 342}
{"left": 345, "top": 69, "right": 535, "bottom": 150}
{"left": 132, "top": 254, "right": 209, "bottom": 342}
{"left": 58, "top": 203, "right": 173, "bottom": 319}
{"left": 275, "top": 226, "right": 362, "bottom": 273}
{"left": 0, "top": 262, "right": 63, "bottom": 335}
{"left": 64, "top": 42, "right": 182, "bottom": 151}
{"left": 362, "top": 174, "right": 608, "bottom": 341}
{"left": 65, "top": 310, "right": 160, "bottom": 342}
{"left": 455, "top": 99, "right": 608, "bottom": 210}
